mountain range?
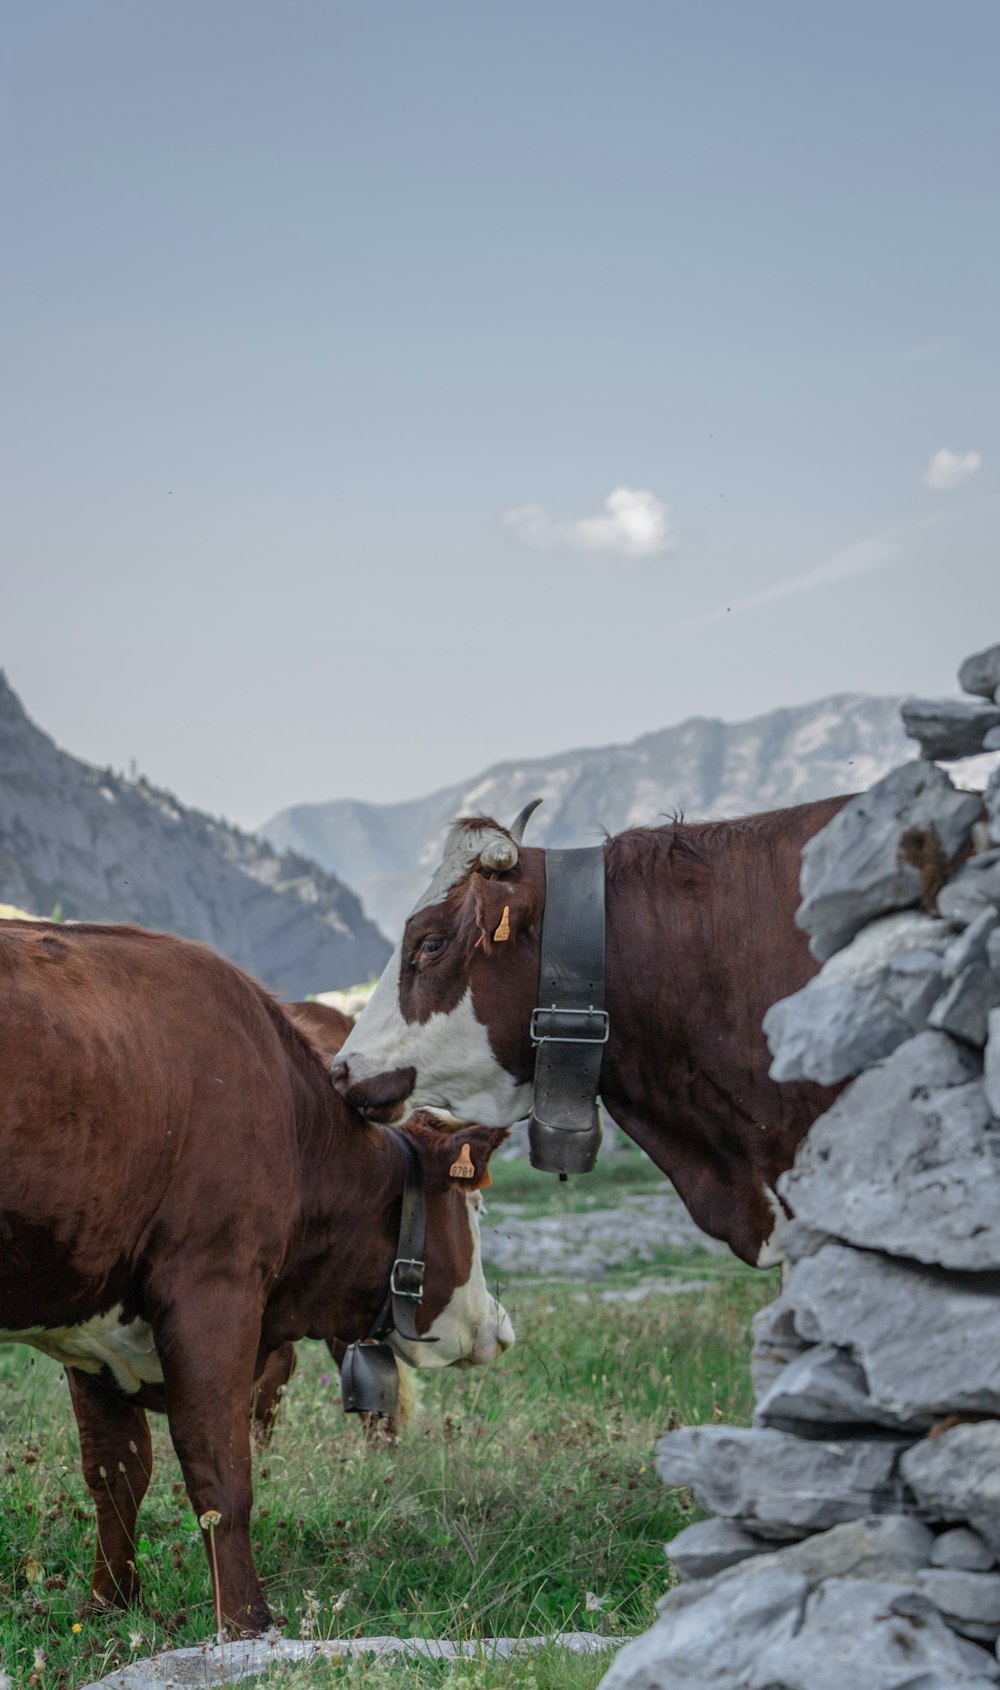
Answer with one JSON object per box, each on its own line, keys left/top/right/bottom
{"left": 0, "top": 674, "right": 391, "bottom": 996}
{"left": 262, "top": 692, "right": 937, "bottom": 936}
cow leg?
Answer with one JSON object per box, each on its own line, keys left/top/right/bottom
{"left": 66, "top": 1367, "right": 152, "bottom": 1611}
{"left": 251, "top": 1342, "right": 297, "bottom": 1451}
{"left": 155, "top": 1291, "right": 270, "bottom": 1635}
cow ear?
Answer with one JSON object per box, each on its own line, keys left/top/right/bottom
{"left": 403, "top": 1115, "right": 510, "bottom": 1193}
{"left": 443, "top": 1125, "right": 509, "bottom": 1191}
{"left": 409, "top": 1120, "right": 509, "bottom": 1193}
{"left": 471, "top": 874, "right": 532, "bottom": 953}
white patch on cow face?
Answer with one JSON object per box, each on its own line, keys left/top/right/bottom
{"left": 0, "top": 1309, "right": 162, "bottom": 1394}
{"left": 340, "top": 970, "right": 531, "bottom": 1127}
{"left": 336, "top": 819, "right": 533, "bottom": 1125}
{"left": 389, "top": 1196, "right": 515, "bottom": 1370}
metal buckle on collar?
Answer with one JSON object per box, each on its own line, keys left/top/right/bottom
{"left": 530, "top": 1006, "right": 610, "bottom": 1046}
{"left": 390, "top": 1257, "right": 425, "bottom": 1300}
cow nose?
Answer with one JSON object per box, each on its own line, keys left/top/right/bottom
{"left": 330, "top": 1060, "right": 349, "bottom": 1090}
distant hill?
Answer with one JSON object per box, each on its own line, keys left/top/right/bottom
{"left": 0, "top": 674, "right": 391, "bottom": 997}
{"left": 262, "top": 693, "right": 945, "bottom": 937}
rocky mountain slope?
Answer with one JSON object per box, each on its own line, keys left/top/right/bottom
{"left": 263, "top": 693, "right": 925, "bottom": 936}
{"left": 0, "top": 674, "right": 391, "bottom": 996}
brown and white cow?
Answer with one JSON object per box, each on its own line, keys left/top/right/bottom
{"left": 0, "top": 920, "right": 512, "bottom": 1634}
{"left": 332, "top": 800, "right": 851, "bottom": 1267}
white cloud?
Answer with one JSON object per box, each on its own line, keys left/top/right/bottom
{"left": 503, "top": 486, "right": 677, "bottom": 559}
{"left": 923, "top": 448, "right": 982, "bottom": 491}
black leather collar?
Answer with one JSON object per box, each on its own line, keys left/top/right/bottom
{"left": 527, "top": 845, "right": 608, "bottom": 1175}
{"left": 340, "top": 1130, "right": 435, "bottom": 1415}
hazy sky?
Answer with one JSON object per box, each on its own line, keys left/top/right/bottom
{"left": 3, "top": 1, "right": 998, "bottom": 829}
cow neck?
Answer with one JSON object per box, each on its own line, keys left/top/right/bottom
{"left": 526, "top": 845, "right": 608, "bottom": 1177}
{"left": 337, "top": 1127, "right": 434, "bottom": 1416}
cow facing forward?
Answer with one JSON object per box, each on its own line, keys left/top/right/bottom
{"left": 0, "top": 921, "right": 511, "bottom": 1634}
{"left": 333, "top": 801, "right": 851, "bottom": 1266}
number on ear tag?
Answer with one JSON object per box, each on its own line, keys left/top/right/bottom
{"left": 449, "top": 1142, "right": 476, "bottom": 1179}
{"left": 493, "top": 905, "right": 511, "bottom": 942}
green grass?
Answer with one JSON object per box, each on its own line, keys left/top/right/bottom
{"left": 0, "top": 1266, "right": 773, "bottom": 1689}
{"left": 486, "top": 1144, "right": 665, "bottom": 1220}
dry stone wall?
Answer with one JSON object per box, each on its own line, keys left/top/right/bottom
{"left": 599, "top": 644, "right": 1000, "bottom": 1690}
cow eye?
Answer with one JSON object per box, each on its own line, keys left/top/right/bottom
{"left": 415, "top": 935, "right": 446, "bottom": 963}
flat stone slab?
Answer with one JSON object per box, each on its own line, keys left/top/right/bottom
{"left": 901, "top": 696, "right": 1000, "bottom": 760}
{"left": 659, "top": 1515, "right": 934, "bottom": 1617}
{"left": 765, "top": 911, "right": 950, "bottom": 1085}
{"left": 779, "top": 1032, "right": 1000, "bottom": 1270}
{"left": 655, "top": 1423, "right": 911, "bottom": 1542}
{"left": 763, "top": 1243, "right": 1000, "bottom": 1424}
{"left": 755, "top": 1342, "right": 919, "bottom": 1433}
{"left": 795, "top": 760, "right": 981, "bottom": 960}
{"left": 83, "top": 1632, "right": 619, "bottom": 1690}
{"left": 915, "top": 1567, "right": 1000, "bottom": 1642}
{"left": 902, "top": 1421, "right": 1000, "bottom": 1555}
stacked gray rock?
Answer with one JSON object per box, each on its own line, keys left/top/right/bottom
{"left": 599, "top": 643, "right": 1000, "bottom": 1690}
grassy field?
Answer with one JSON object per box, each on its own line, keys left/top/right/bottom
{"left": 0, "top": 1152, "right": 773, "bottom": 1689}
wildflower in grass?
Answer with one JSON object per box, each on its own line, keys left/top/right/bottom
{"left": 585, "top": 1590, "right": 606, "bottom": 1612}
{"left": 33, "top": 1648, "right": 46, "bottom": 1671}
{"left": 298, "top": 1588, "right": 321, "bottom": 1639}
{"left": 71, "top": 1623, "right": 82, "bottom": 1634}
{"left": 129, "top": 1631, "right": 144, "bottom": 1652}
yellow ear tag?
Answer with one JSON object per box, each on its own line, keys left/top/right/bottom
{"left": 493, "top": 905, "right": 511, "bottom": 943}
{"left": 449, "top": 1142, "right": 476, "bottom": 1180}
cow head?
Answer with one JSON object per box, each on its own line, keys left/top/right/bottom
{"left": 392, "top": 1113, "right": 514, "bottom": 1367}
{"left": 333, "top": 804, "right": 545, "bottom": 1128}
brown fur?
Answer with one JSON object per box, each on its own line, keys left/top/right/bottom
{"left": 0, "top": 921, "right": 506, "bottom": 1633}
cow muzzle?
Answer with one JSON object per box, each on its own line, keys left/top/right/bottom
{"left": 331, "top": 1063, "right": 417, "bottom": 1124}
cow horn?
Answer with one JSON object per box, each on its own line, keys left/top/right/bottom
{"left": 509, "top": 798, "right": 543, "bottom": 842}
{"left": 479, "top": 835, "right": 518, "bottom": 873}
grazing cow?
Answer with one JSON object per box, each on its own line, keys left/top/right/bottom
{"left": 0, "top": 921, "right": 512, "bottom": 1634}
{"left": 270, "top": 999, "right": 416, "bottom": 1447}
{"left": 332, "top": 800, "right": 852, "bottom": 1266}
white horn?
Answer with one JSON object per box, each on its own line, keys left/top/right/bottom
{"left": 479, "top": 835, "right": 518, "bottom": 872}
{"left": 509, "top": 798, "right": 542, "bottom": 843}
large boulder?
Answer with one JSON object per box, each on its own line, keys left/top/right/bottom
{"left": 764, "top": 911, "right": 950, "bottom": 1084}
{"left": 760, "top": 1244, "right": 1000, "bottom": 1425}
{"left": 779, "top": 1032, "right": 1000, "bottom": 1270}
{"left": 795, "top": 761, "right": 980, "bottom": 960}
{"left": 598, "top": 1570, "right": 1000, "bottom": 1690}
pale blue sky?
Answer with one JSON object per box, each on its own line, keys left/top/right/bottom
{"left": 3, "top": 1, "right": 998, "bottom": 827}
